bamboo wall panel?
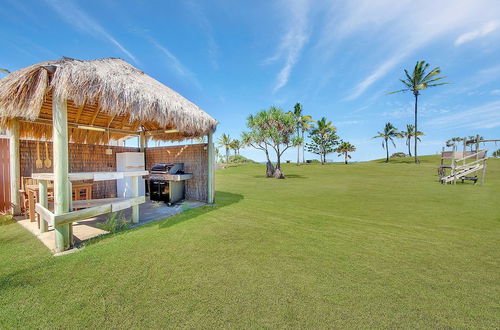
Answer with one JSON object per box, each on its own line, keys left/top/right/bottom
{"left": 0, "top": 138, "right": 10, "bottom": 212}
{"left": 20, "top": 140, "right": 139, "bottom": 199}
{"left": 146, "top": 144, "right": 208, "bottom": 202}
{"left": 16, "top": 141, "right": 208, "bottom": 203}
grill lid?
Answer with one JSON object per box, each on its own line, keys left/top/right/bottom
{"left": 150, "top": 163, "right": 184, "bottom": 174}
{"left": 151, "top": 163, "right": 173, "bottom": 173}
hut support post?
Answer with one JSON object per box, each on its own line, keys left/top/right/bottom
{"left": 9, "top": 119, "right": 21, "bottom": 215}
{"left": 38, "top": 180, "right": 48, "bottom": 233}
{"left": 53, "top": 98, "right": 71, "bottom": 252}
{"left": 207, "top": 131, "right": 215, "bottom": 204}
{"left": 139, "top": 131, "right": 147, "bottom": 151}
{"left": 131, "top": 176, "right": 139, "bottom": 223}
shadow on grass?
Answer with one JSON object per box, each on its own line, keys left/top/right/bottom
{"left": 158, "top": 191, "right": 243, "bottom": 229}
{"left": 80, "top": 191, "right": 243, "bottom": 247}
{"left": 374, "top": 158, "right": 435, "bottom": 164}
{"left": 251, "top": 174, "right": 308, "bottom": 179}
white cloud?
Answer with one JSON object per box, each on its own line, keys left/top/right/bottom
{"left": 336, "top": 120, "right": 360, "bottom": 125}
{"left": 491, "top": 89, "right": 500, "bottom": 95}
{"left": 184, "top": 0, "right": 219, "bottom": 69}
{"left": 455, "top": 20, "right": 499, "bottom": 46}
{"left": 345, "top": 52, "right": 409, "bottom": 101}
{"left": 45, "top": 0, "right": 138, "bottom": 64}
{"left": 315, "top": 0, "right": 500, "bottom": 100}
{"left": 146, "top": 37, "right": 201, "bottom": 89}
{"left": 383, "top": 105, "right": 450, "bottom": 119}
{"left": 266, "top": 0, "right": 310, "bottom": 93}
{"left": 425, "top": 101, "right": 500, "bottom": 129}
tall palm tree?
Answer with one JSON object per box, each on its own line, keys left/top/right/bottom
{"left": 292, "top": 103, "right": 302, "bottom": 165}
{"left": 217, "top": 133, "right": 232, "bottom": 164}
{"left": 373, "top": 122, "right": 399, "bottom": 163}
{"left": 315, "top": 117, "right": 335, "bottom": 135}
{"left": 334, "top": 141, "right": 356, "bottom": 164}
{"left": 388, "top": 61, "right": 448, "bottom": 163}
{"left": 398, "top": 124, "right": 423, "bottom": 157}
{"left": 312, "top": 117, "right": 337, "bottom": 164}
{"left": 230, "top": 139, "right": 242, "bottom": 155}
{"left": 299, "top": 114, "right": 314, "bottom": 164}
{"left": 291, "top": 103, "right": 314, "bottom": 165}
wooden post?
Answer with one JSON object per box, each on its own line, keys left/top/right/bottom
{"left": 207, "top": 131, "right": 215, "bottom": 204}
{"left": 462, "top": 138, "right": 466, "bottom": 167}
{"left": 131, "top": 175, "right": 139, "bottom": 223}
{"left": 481, "top": 161, "right": 486, "bottom": 185}
{"left": 139, "top": 131, "right": 147, "bottom": 152}
{"left": 9, "top": 119, "right": 21, "bottom": 215}
{"left": 440, "top": 147, "right": 444, "bottom": 167}
{"left": 38, "top": 180, "right": 48, "bottom": 233}
{"left": 452, "top": 145, "right": 457, "bottom": 185}
{"left": 53, "top": 98, "right": 71, "bottom": 252}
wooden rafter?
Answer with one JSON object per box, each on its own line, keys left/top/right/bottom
{"left": 89, "top": 106, "right": 101, "bottom": 126}
{"left": 74, "top": 104, "right": 85, "bottom": 124}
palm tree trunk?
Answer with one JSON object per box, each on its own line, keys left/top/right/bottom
{"left": 414, "top": 93, "right": 419, "bottom": 163}
{"left": 344, "top": 153, "right": 348, "bottom": 164}
{"left": 301, "top": 130, "right": 306, "bottom": 163}
{"left": 296, "top": 144, "right": 300, "bottom": 165}
{"left": 385, "top": 138, "right": 389, "bottom": 163}
{"left": 407, "top": 137, "right": 411, "bottom": 157}
{"left": 226, "top": 147, "right": 229, "bottom": 164}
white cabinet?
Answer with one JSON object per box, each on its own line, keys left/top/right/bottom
{"left": 116, "top": 152, "right": 145, "bottom": 198}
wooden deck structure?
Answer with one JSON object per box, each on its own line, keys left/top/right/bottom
{"left": 0, "top": 57, "right": 217, "bottom": 252}
{"left": 438, "top": 135, "right": 498, "bottom": 185}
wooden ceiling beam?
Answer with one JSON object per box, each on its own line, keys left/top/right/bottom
{"left": 74, "top": 104, "right": 85, "bottom": 124}
{"left": 89, "top": 106, "right": 101, "bottom": 126}
{"left": 20, "top": 118, "right": 140, "bottom": 136}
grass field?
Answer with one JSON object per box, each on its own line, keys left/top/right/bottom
{"left": 1, "top": 155, "right": 499, "bottom": 328}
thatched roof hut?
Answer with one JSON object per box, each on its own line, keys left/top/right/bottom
{"left": 0, "top": 57, "right": 217, "bottom": 143}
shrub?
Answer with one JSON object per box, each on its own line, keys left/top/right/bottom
{"left": 0, "top": 215, "right": 15, "bottom": 226}
{"left": 390, "top": 152, "right": 407, "bottom": 158}
{"left": 96, "top": 212, "right": 130, "bottom": 233}
{"left": 228, "top": 155, "right": 255, "bottom": 163}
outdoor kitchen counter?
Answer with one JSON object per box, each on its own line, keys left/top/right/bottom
{"left": 32, "top": 171, "right": 149, "bottom": 182}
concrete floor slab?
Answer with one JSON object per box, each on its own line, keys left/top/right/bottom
{"left": 15, "top": 198, "right": 205, "bottom": 253}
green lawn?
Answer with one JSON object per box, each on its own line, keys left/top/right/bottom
{"left": 1, "top": 156, "right": 499, "bottom": 328}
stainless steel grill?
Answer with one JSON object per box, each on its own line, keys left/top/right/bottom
{"left": 149, "top": 163, "right": 184, "bottom": 181}
{"left": 147, "top": 163, "right": 185, "bottom": 203}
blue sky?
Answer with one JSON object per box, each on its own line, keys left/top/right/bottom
{"left": 1, "top": 0, "right": 500, "bottom": 161}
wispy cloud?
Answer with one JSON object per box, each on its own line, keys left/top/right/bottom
{"left": 383, "top": 104, "right": 450, "bottom": 119}
{"left": 336, "top": 120, "right": 361, "bottom": 125}
{"left": 425, "top": 101, "right": 500, "bottom": 129}
{"left": 345, "top": 51, "right": 409, "bottom": 101}
{"left": 44, "top": 0, "right": 138, "bottom": 64}
{"left": 184, "top": 0, "right": 218, "bottom": 69}
{"left": 146, "top": 37, "right": 201, "bottom": 89}
{"left": 266, "top": 0, "right": 310, "bottom": 93}
{"left": 316, "top": 0, "right": 500, "bottom": 101}
{"left": 455, "top": 20, "right": 499, "bottom": 46}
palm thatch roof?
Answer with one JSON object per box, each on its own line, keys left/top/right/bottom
{"left": 0, "top": 57, "right": 217, "bottom": 143}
